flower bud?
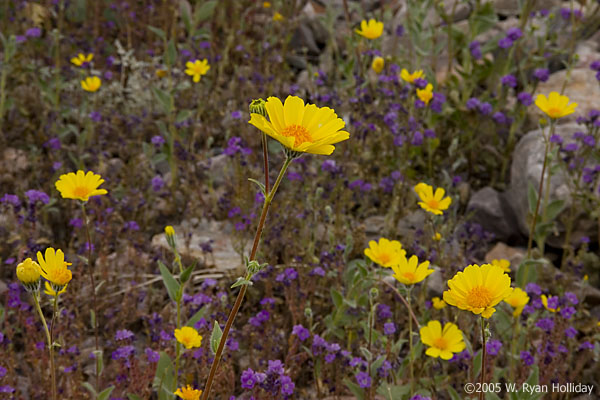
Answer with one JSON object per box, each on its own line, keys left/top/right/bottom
{"left": 16, "top": 258, "right": 41, "bottom": 292}
{"left": 304, "top": 307, "right": 313, "bottom": 319}
{"left": 369, "top": 287, "right": 379, "bottom": 299}
{"left": 372, "top": 56, "right": 384, "bottom": 74}
{"left": 165, "top": 225, "right": 176, "bottom": 248}
{"left": 249, "top": 98, "right": 268, "bottom": 118}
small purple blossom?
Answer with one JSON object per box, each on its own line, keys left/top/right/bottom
{"left": 564, "top": 292, "right": 578, "bottom": 305}
{"left": 520, "top": 350, "right": 534, "bottom": 366}
{"left": 145, "top": 348, "right": 160, "bottom": 363}
{"left": 280, "top": 375, "right": 295, "bottom": 396}
{"left": 560, "top": 306, "right": 576, "bottom": 319}
{"left": 383, "top": 322, "right": 396, "bottom": 335}
{"left": 151, "top": 135, "right": 165, "bottom": 146}
{"left": 536, "top": 317, "right": 554, "bottom": 333}
{"left": 486, "top": 339, "right": 503, "bottom": 356}
{"left": 506, "top": 27, "right": 523, "bottom": 41}
{"left": 241, "top": 368, "right": 257, "bottom": 389}
{"left": 115, "top": 329, "right": 134, "bottom": 341}
{"left": 478, "top": 102, "right": 492, "bottom": 115}
{"left": 498, "top": 37, "right": 513, "bottom": 49}
{"left": 533, "top": 68, "right": 550, "bottom": 82}
{"left": 525, "top": 283, "right": 541, "bottom": 295}
{"left": 501, "top": 74, "right": 517, "bottom": 88}
{"left": 25, "top": 190, "right": 49, "bottom": 204}
{"left": 565, "top": 326, "right": 578, "bottom": 338}
{"left": 517, "top": 92, "right": 533, "bottom": 106}
{"left": 292, "top": 325, "right": 310, "bottom": 341}
{"left": 356, "top": 371, "right": 371, "bottom": 388}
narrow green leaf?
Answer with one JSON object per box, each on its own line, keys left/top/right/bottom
{"left": 148, "top": 25, "right": 167, "bottom": 40}
{"left": 153, "top": 352, "right": 175, "bottom": 400}
{"left": 98, "top": 386, "right": 115, "bottom": 400}
{"left": 195, "top": 0, "right": 217, "bottom": 23}
{"left": 186, "top": 306, "right": 207, "bottom": 327}
{"left": 152, "top": 87, "right": 173, "bottom": 114}
{"left": 81, "top": 382, "right": 97, "bottom": 397}
{"left": 330, "top": 288, "right": 343, "bottom": 308}
{"left": 127, "top": 395, "right": 143, "bottom": 400}
{"left": 165, "top": 39, "right": 177, "bottom": 67}
{"left": 545, "top": 199, "right": 565, "bottom": 222}
{"left": 175, "top": 109, "right": 194, "bottom": 124}
{"left": 527, "top": 181, "right": 538, "bottom": 215}
{"left": 180, "top": 0, "right": 192, "bottom": 34}
{"left": 210, "top": 321, "right": 223, "bottom": 355}
{"left": 93, "top": 350, "right": 104, "bottom": 375}
{"left": 343, "top": 378, "right": 365, "bottom": 400}
{"left": 230, "top": 277, "right": 252, "bottom": 288}
{"left": 447, "top": 386, "right": 462, "bottom": 400}
{"left": 180, "top": 262, "right": 196, "bottom": 284}
{"left": 247, "top": 178, "right": 266, "bottom": 196}
{"left": 158, "top": 261, "right": 181, "bottom": 302}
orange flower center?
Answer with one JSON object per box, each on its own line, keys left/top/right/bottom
{"left": 426, "top": 199, "right": 440, "bottom": 210}
{"left": 378, "top": 253, "right": 391, "bottom": 265}
{"left": 73, "top": 186, "right": 91, "bottom": 199}
{"left": 466, "top": 286, "right": 493, "bottom": 309}
{"left": 402, "top": 272, "right": 416, "bottom": 282}
{"left": 433, "top": 337, "right": 448, "bottom": 350}
{"left": 547, "top": 107, "right": 562, "bottom": 118}
{"left": 282, "top": 124, "right": 312, "bottom": 147}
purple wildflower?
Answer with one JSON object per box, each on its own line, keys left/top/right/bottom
{"left": 518, "top": 92, "right": 533, "bottom": 106}
{"left": 506, "top": 27, "right": 523, "bottom": 41}
{"left": 25, "top": 190, "right": 49, "bottom": 204}
{"left": 241, "top": 368, "right": 257, "bottom": 389}
{"left": 486, "top": 339, "right": 503, "bottom": 356}
{"left": 383, "top": 322, "right": 396, "bottom": 335}
{"left": 145, "top": 348, "right": 160, "bottom": 363}
{"left": 536, "top": 318, "right": 554, "bottom": 333}
{"left": 533, "top": 68, "right": 550, "bottom": 82}
{"left": 115, "top": 329, "right": 134, "bottom": 341}
{"left": 292, "top": 325, "right": 310, "bottom": 341}
{"left": 560, "top": 306, "right": 576, "bottom": 319}
{"left": 356, "top": 371, "right": 371, "bottom": 388}
{"left": 565, "top": 327, "right": 578, "bottom": 338}
{"left": 501, "top": 74, "right": 517, "bottom": 88}
{"left": 280, "top": 375, "right": 295, "bottom": 396}
{"left": 564, "top": 292, "right": 578, "bottom": 305}
{"left": 520, "top": 351, "right": 534, "bottom": 366}
{"left": 498, "top": 37, "right": 513, "bottom": 49}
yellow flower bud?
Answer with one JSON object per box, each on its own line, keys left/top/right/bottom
{"left": 165, "top": 226, "right": 175, "bottom": 236}
{"left": 16, "top": 258, "right": 41, "bottom": 292}
{"left": 372, "top": 56, "right": 385, "bottom": 74}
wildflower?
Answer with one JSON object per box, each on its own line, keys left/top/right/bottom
{"left": 518, "top": 92, "right": 533, "bottom": 106}
{"left": 533, "top": 68, "right": 550, "bottom": 82}
{"left": 560, "top": 306, "right": 576, "bottom": 319}
{"left": 491, "top": 259, "right": 510, "bottom": 272}
{"left": 355, "top": 371, "right": 371, "bottom": 388}
{"left": 520, "top": 350, "right": 534, "bottom": 366}
{"left": 145, "top": 348, "right": 160, "bottom": 363}
{"left": 536, "top": 317, "right": 554, "bottom": 332}
{"left": 43, "top": 281, "right": 67, "bottom": 296}
{"left": 469, "top": 40, "right": 482, "bottom": 59}
{"left": 16, "top": 258, "right": 41, "bottom": 292}
{"left": 364, "top": 238, "right": 406, "bottom": 268}
{"left": 383, "top": 322, "right": 396, "bottom": 335}
{"left": 292, "top": 324, "right": 310, "bottom": 341}
{"left": 414, "top": 182, "right": 452, "bottom": 215}
{"left": 184, "top": 59, "right": 210, "bottom": 83}
{"left": 498, "top": 37, "right": 513, "bottom": 49}
{"left": 37, "top": 248, "right": 72, "bottom": 290}
{"left": 420, "top": 320, "right": 466, "bottom": 360}
{"left": 263, "top": 1, "right": 271, "bottom": 7}
{"left": 486, "top": 339, "right": 503, "bottom": 356}
{"left": 248, "top": 95, "right": 350, "bottom": 156}
{"left": 241, "top": 368, "right": 257, "bottom": 389}
{"left": 165, "top": 225, "right": 175, "bottom": 237}
{"left": 432, "top": 232, "right": 442, "bottom": 241}
{"left": 501, "top": 74, "right": 517, "bottom": 88}
{"left": 273, "top": 11, "right": 284, "bottom": 21}
{"left": 115, "top": 329, "right": 134, "bottom": 341}
{"left": 81, "top": 76, "right": 101, "bottom": 92}
{"left": 174, "top": 385, "right": 202, "bottom": 400}
{"left": 564, "top": 292, "right": 578, "bottom": 305}
{"left": 55, "top": 170, "right": 108, "bottom": 202}
{"left": 174, "top": 326, "right": 202, "bottom": 349}
{"left": 443, "top": 264, "right": 513, "bottom": 318}
{"left": 355, "top": 19, "right": 384, "bottom": 39}
{"left": 280, "top": 375, "right": 295, "bottom": 395}
{"left": 391, "top": 255, "right": 434, "bottom": 285}
{"left": 416, "top": 83, "right": 434, "bottom": 105}
{"left": 504, "top": 287, "right": 529, "bottom": 316}
{"left": 71, "top": 53, "right": 93, "bottom": 67}
{"left": 541, "top": 295, "right": 560, "bottom": 312}
{"left": 432, "top": 297, "right": 446, "bottom": 309}
{"left": 506, "top": 27, "right": 523, "bottom": 41}
{"left": 372, "top": 56, "right": 384, "bottom": 74}
{"left": 535, "top": 92, "right": 578, "bottom": 119}
{"left": 156, "top": 69, "right": 167, "bottom": 78}
{"left": 466, "top": 97, "right": 480, "bottom": 110}
{"left": 400, "top": 69, "right": 424, "bottom": 84}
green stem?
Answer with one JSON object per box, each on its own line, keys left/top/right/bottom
{"left": 408, "top": 289, "right": 414, "bottom": 395}
{"left": 479, "top": 318, "right": 486, "bottom": 400}
{"left": 200, "top": 157, "right": 292, "bottom": 400}
{"left": 33, "top": 293, "right": 56, "bottom": 400}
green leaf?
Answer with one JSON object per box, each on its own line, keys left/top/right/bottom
{"left": 165, "top": 39, "right": 177, "bottom": 67}
{"left": 148, "top": 25, "right": 167, "bottom": 41}
{"left": 230, "top": 277, "right": 252, "bottom": 288}
{"left": 180, "top": 262, "right": 196, "bottom": 284}
{"left": 98, "top": 386, "right": 115, "bottom": 400}
{"left": 447, "top": 386, "right": 462, "bottom": 400}
{"left": 175, "top": 109, "right": 194, "bottom": 124}
{"left": 195, "top": 1, "right": 217, "bottom": 23}
{"left": 527, "top": 181, "right": 538, "bottom": 215}
{"left": 127, "top": 395, "right": 143, "bottom": 400}
{"left": 93, "top": 350, "right": 104, "bottom": 375}
{"left": 472, "top": 349, "right": 482, "bottom": 381}
{"left": 152, "top": 87, "right": 173, "bottom": 114}
{"left": 248, "top": 178, "right": 266, "bottom": 196}
{"left": 186, "top": 306, "right": 207, "bottom": 327}
{"left": 81, "top": 382, "right": 97, "bottom": 397}
{"left": 154, "top": 352, "right": 175, "bottom": 400}
{"left": 158, "top": 261, "right": 181, "bottom": 302}
{"left": 544, "top": 199, "right": 565, "bottom": 222}
{"left": 210, "top": 321, "right": 223, "bottom": 355}
{"left": 330, "top": 288, "right": 343, "bottom": 308}
{"left": 516, "top": 259, "right": 542, "bottom": 287}
{"left": 376, "top": 383, "right": 410, "bottom": 400}
{"left": 180, "top": 0, "right": 193, "bottom": 34}
{"left": 343, "top": 378, "right": 365, "bottom": 400}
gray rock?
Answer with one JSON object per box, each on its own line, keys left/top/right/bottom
{"left": 467, "top": 187, "right": 523, "bottom": 243}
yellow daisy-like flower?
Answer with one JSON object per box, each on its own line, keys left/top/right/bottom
{"left": 71, "top": 53, "right": 93, "bottom": 67}
{"left": 174, "top": 385, "right": 202, "bottom": 400}
{"left": 37, "top": 248, "right": 72, "bottom": 289}
{"left": 249, "top": 95, "right": 350, "bottom": 156}
{"left": 355, "top": 19, "right": 384, "bottom": 39}
{"left": 364, "top": 238, "right": 406, "bottom": 268}
{"left": 420, "top": 320, "right": 466, "bottom": 360}
{"left": 534, "top": 92, "right": 577, "bottom": 119}
{"left": 174, "top": 326, "right": 203, "bottom": 349}
{"left": 541, "top": 294, "right": 560, "bottom": 313}
{"left": 55, "top": 170, "right": 108, "bottom": 202}
{"left": 263, "top": 1, "right": 271, "bottom": 8}
{"left": 81, "top": 76, "right": 101, "bottom": 92}
{"left": 372, "top": 56, "right": 384, "bottom": 74}
{"left": 432, "top": 297, "right": 446, "bottom": 309}
{"left": 414, "top": 182, "right": 452, "bottom": 216}
{"left": 43, "top": 281, "right": 67, "bottom": 297}
{"left": 391, "top": 255, "right": 434, "bottom": 285}
{"left": 16, "top": 258, "right": 41, "bottom": 284}
{"left": 504, "top": 287, "right": 529, "bottom": 316}
{"left": 185, "top": 59, "right": 210, "bottom": 83}
{"left": 417, "top": 83, "right": 434, "bottom": 105}
{"left": 443, "top": 264, "right": 513, "bottom": 319}
{"left": 400, "top": 68, "right": 424, "bottom": 84}
{"left": 273, "top": 11, "right": 284, "bottom": 21}
{"left": 491, "top": 259, "right": 510, "bottom": 273}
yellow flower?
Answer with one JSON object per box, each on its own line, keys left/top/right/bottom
{"left": 504, "top": 287, "right": 529, "bottom": 316}
{"left": 400, "top": 69, "right": 424, "bottom": 83}
{"left": 391, "top": 255, "right": 434, "bottom": 285}
{"left": 263, "top": 1, "right": 271, "bottom": 8}
{"left": 420, "top": 320, "right": 466, "bottom": 360}
{"left": 534, "top": 92, "right": 577, "bottom": 119}
{"left": 372, "top": 56, "right": 384, "bottom": 74}
{"left": 55, "top": 170, "right": 108, "bottom": 202}
{"left": 249, "top": 95, "right": 350, "bottom": 156}
{"left": 364, "top": 238, "right": 406, "bottom": 268}
{"left": 433, "top": 232, "right": 442, "bottom": 241}
{"left": 432, "top": 297, "right": 446, "bottom": 309}
{"left": 185, "top": 59, "right": 210, "bottom": 83}
{"left": 174, "top": 385, "right": 202, "bottom": 400}
{"left": 491, "top": 259, "right": 510, "bottom": 273}
{"left": 81, "top": 76, "right": 101, "bottom": 92}
{"left": 165, "top": 226, "right": 175, "bottom": 236}
{"left": 355, "top": 19, "right": 384, "bottom": 39}
{"left": 273, "top": 11, "right": 284, "bottom": 21}
{"left": 37, "top": 248, "right": 72, "bottom": 290}
{"left": 414, "top": 183, "right": 452, "bottom": 216}
{"left": 174, "top": 326, "right": 203, "bottom": 349}
{"left": 71, "top": 53, "right": 93, "bottom": 66}
{"left": 156, "top": 69, "right": 168, "bottom": 78}
{"left": 43, "top": 281, "right": 67, "bottom": 296}
{"left": 443, "top": 264, "right": 513, "bottom": 318}
{"left": 541, "top": 294, "right": 560, "bottom": 313}
{"left": 16, "top": 258, "right": 41, "bottom": 284}
{"left": 416, "top": 83, "right": 433, "bottom": 105}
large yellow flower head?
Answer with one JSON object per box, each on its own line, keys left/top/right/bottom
{"left": 364, "top": 238, "right": 406, "bottom": 268}
{"left": 400, "top": 69, "right": 424, "bottom": 84}
{"left": 491, "top": 258, "right": 510, "bottom": 273}
{"left": 174, "top": 326, "right": 203, "bottom": 349}
{"left": 443, "top": 264, "right": 513, "bottom": 318}
{"left": 535, "top": 92, "right": 577, "bottom": 119}
{"left": 37, "top": 248, "right": 72, "bottom": 290}
{"left": 185, "top": 59, "right": 210, "bottom": 83}
{"left": 391, "top": 255, "right": 434, "bottom": 285}
{"left": 417, "top": 83, "right": 434, "bottom": 105}
{"left": 16, "top": 258, "right": 41, "bottom": 291}
{"left": 174, "top": 385, "right": 202, "bottom": 400}
{"left": 420, "top": 320, "right": 466, "bottom": 360}
{"left": 55, "top": 170, "right": 108, "bottom": 202}
{"left": 71, "top": 53, "right": 93, "bottom": 67}
{"left": 355, "top": 19, "right": 384, "bottom": 39}
{"left": 81, "top": 76, "right": 101, "bottom": 92}
{"left": 504, "top": 287, "right": 529, "bottom": 316}
{"left": 249, "top": 96, "right": 350, "bottom": 156}
{"left": 415, "top": 183, "right": 452, "bottom": 216}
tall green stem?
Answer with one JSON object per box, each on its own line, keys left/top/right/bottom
{"left": 479, "top": 318, "right": 486, "bottom": 400}
{"left": 408, "top": 289, "right": 414, "bottom": 395}
{"left": 33, "top": 293, "right": 56, "bottom": 400}
{"left": 174, "top": 252, "right": 183, "bottom": 387}
{"left": 200, "top": 157, "right": 292, "bottom": 400}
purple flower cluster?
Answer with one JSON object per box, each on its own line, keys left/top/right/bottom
{"left": 498, "top": 27, "right": 522, "bottom": 49}
{"left": 223, "top": 136, "right": 252, "bottom": 157}
{"left": 240, "top": 360, "right": 295, "bottom": 397}
{"left": 292, "top": 324, "right": 310, "bottom": 341}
